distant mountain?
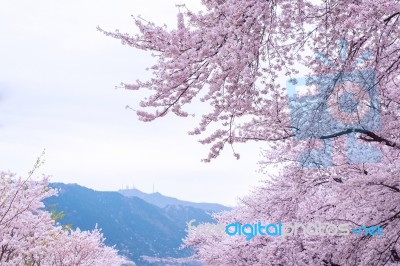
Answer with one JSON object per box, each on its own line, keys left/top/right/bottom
{"left": 118, "top": 188, "right": 230, "bottom": 212}
{"left": 44, "top": 183, "right": 229, "bottom": 266}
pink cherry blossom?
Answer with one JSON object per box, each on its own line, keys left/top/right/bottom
{"left": 101, "top": 0, "right": 400, "bottom": 264}
{"left": 0, "top": 172, "right": 130, "bottom": 266}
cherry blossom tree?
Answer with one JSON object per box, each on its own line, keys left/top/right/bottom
{"left": 0, "top": 171, "right": 130, "bottom": 265}
{"left": 100, "top": 0, "right": 400, "bottom": 265}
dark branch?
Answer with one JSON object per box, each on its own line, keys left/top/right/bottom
{"left": 383, "top": 12, "right": 400, "bottom": 24}
{"left": 377, "top": 183, "right": 400, "bottom": 193}
{"left": 319, "top": 128, "right": 397, "bottom": 148}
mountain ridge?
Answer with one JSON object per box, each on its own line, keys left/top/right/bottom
{"left": 44, "top": 182, "right": 229, "bottom": 266}
{"left": 118, "top": 188, "right": 231, "bottom": 212}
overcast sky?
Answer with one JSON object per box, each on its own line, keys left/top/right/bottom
{"left": 0, "top": 0, "right": 269, "bottom": 206}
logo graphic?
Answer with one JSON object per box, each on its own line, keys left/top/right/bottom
{"left": 187, "top": 220, "right": 384, "bottom": 241}
{"left": 187, "top": 219, "right": 226, "bottom": 237}
{"left": 287, "top": 39, "right": 381, "bottom": 168}
{"left": 351, "top": 225, "right": 384, "bottom": 236}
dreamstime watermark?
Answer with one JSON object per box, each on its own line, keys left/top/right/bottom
{"left": 286, "top": 39, "right": 381, "bottom": 168}
{"left": 187, "top": 219, "right": 384, "bottom": 241}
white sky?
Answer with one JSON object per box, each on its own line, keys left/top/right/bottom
{"left": 0, "top": 0, "right": 268, "bottom": 206}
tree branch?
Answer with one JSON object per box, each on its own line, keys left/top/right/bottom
{"left": 319, "top": 128, "right": 398, "bottom": 148}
